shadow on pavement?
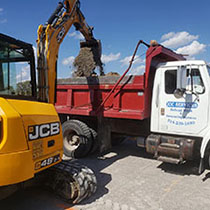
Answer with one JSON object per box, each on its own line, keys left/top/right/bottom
{"left": 0, "top": 187, "right": 73, "bottom": 210}
{"left": 157, "top": 160, "right": 200, "bottom": 176}
{"left": 75, "top": 139, "right": 154, "bottom": 205}
{"left": 202, "top": 172, "right": 210, "bottom": 182}
{"left": 0, "top": 139, "right": 203, "bottom": 209}
{"left": 77, "top": 138, "right": 202, "bottom": 206}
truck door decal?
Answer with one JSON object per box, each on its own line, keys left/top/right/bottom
{"left": 156, "top": 65, "right": 208, "bottom": 134}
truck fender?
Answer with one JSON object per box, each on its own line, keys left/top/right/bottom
{"left": 198, "top": 132, "right": 210, "bottom": 174}
{"left": 200, "top": 132, "right": 210, "bottom": 159}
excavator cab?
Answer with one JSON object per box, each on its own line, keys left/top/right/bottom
{"left": 0, "top": 33, "right": 63, "bottom": 190}
{"left": 0, "top": 33, "right": 36, "bottom": 99}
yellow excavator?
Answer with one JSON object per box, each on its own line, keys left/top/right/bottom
{"left": 0, "top": 0, "right": 101, "bottom": 203}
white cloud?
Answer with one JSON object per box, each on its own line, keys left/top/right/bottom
{"left": 120, "top": 55, "right": 143, "bottom": 66}
{"left": 62, "top": 56, "right": 75, "bottom": 66}
{"left": 176, "top": 40, "right": 206, "bottom": 57}
{"left": 161, "top": 32, "right": 175, "bottom": 41}
{"left": 129, "top": 65, "right": 145, "bottom": 75}
{"left": 69, "top": 32, "right": 84, "bottom": 40}
{"left": 0, "top": 8, "right": 6, "bottom": 24}
{"left": 16, "top": 65, "right": 30, "bottom": 82}
{"left": 161, "top": 31, "right": 198, "bottom": 48}
{"left": 120, "top": 56, "right": 131, "bottom": 66}
{"left": 102, "top": 53, "right": 120, "bottom": 63}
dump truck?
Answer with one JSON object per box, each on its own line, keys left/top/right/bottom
{"left": 56, "top": 40, "right": 210, "bottom": 174}
{"left": 0, "top": 0, "right": 102, "bottom": 202}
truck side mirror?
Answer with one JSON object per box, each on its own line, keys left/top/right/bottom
{"left": 174, "top": 88, "right": 185, "bottom": 99}
{"left": 177, "top": 66, "right": 187, "bottom": 90}
{"left": 186, "top": 69, "right": 192, "bottom": 92}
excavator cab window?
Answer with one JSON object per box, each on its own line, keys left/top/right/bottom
{"left": 0, "top": 33, "right": 36, "bottom": 99}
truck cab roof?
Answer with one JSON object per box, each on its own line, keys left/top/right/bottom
{"left": 157, "top": 60, "right": 207, "bottom": 69}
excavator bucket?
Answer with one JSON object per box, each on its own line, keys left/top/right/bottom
{"left": 73, "top": 39, "right": 104, "bottom": 77}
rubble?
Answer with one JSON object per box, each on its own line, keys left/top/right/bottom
{"left": 73, "top": 47, "right": 96, "bottom": 77}
{"left": 73, "top": 43, "right": 104, "bottom": 77}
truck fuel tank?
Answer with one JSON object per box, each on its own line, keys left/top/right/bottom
{"left": 145, "top": 134, "right": 197, "bottom": 164}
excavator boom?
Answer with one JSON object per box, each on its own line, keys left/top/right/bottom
{"left": 37, "top": 0, "right": 103, "bottom": 103}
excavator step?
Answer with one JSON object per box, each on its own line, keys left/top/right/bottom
{"left": 157, "top": 156, "right": 181, "bottom": 164}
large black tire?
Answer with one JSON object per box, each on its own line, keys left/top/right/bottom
{"left": 89, "top": 128, "right": 98, "bottom": 154}
{"left": 204, "top": 151, "right": 210, "bottom": 170}
{"left": 47, "top": 160, "right": 97, "bottom": 204}
{"left": 62, "top": 120, "right": 92, "bottom": 158}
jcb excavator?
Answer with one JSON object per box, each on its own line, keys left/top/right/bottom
{"left": 0, "top": 0, "right": 101, "bottom": 203}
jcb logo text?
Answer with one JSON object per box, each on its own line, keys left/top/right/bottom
{"left": 28, "top": 122, "right": 60, "bottom": 141}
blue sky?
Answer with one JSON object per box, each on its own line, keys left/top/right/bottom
{"left": 1, "top": 0, "right": 210, "bottom": 78}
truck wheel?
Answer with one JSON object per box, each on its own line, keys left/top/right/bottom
{"left": 89, "top": 128, "right": 98, "bottom": 154}
{"left": 62, "top": 120, "right": 92, "bottom": 158}
{"left": 205, "top": 152, "right": 210, "bottom": 169}
{"left": 203, "top": 145, "right": 210, "bottom": 170}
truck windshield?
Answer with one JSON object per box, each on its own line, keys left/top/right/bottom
{"left": 0, "top": 34, "right": 36, "bottom": 98}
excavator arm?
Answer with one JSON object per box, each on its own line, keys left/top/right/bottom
{"left": 37, "top": 0, "right": 102, "bottom": 103}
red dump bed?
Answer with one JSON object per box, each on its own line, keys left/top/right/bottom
{"left": 55, "top": 44, "right": 185, "bottom": 120}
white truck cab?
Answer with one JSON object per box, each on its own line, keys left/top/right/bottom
{"left": 148, "top": 60, "right": 210, "bottom": 173}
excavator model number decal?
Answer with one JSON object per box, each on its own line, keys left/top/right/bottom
{"left": 35, "top": 154, "right": 60, "bottom": 170}
{"left": 28, "top": 122, "right": 60, "bottom": 141}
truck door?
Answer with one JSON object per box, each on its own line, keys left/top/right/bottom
{"left": 157, "top": 65, "right": 208, "bottom": 135}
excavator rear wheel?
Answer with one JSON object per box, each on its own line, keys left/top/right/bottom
{"left": 47, "top": 160, "right": 97, "bottom": 204}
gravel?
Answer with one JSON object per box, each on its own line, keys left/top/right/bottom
{"left": 2, "top": 139, "right": 210, "bottom": 210}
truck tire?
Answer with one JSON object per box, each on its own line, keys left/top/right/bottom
{"left": 62, "top": 120, "right": 92, "bottom": 158}
{"left": 204, "top": 151, "right": 210, "bottom": 170}
{"left": 89, "top": 128, "right": 98, "bottom": 154}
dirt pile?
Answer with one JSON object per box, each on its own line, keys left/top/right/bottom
{"left": 73, "top": 47, "right": 96, "bottom": 77}
{"left": 105, "top": 72, "right": 120, "bottom": 76}
{"left": 73, "top": 45, "right": 104, "bottom": 77}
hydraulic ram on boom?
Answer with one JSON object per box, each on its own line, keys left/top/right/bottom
{"left": 37, "top": 0, "right": 103, "bottom": 103}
